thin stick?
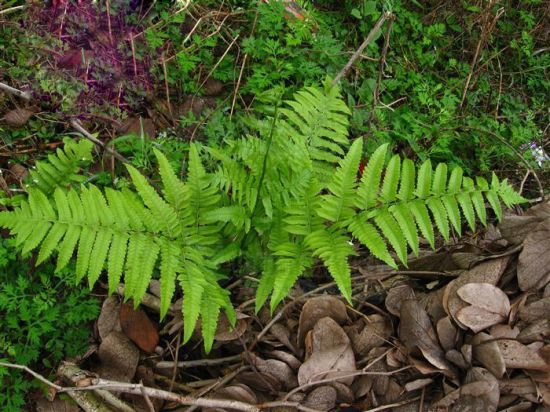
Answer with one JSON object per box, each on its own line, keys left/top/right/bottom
{"left": 331, "top": 12, "right": 392, "bottom": 87}
{"left": 0, "top": 81, "right": 31, "bottom": 101}
{"left": 156, "top": 354, "right": 242, "bottom": 369}
{"left": 70, "top": 119, "right": 129, "bottom": 163}
{"left": 198, "top": 34, "right": 240, "bottom": 91}
{"left": 370, "top": 14, "right": 395, "bottom": 121}
{"left": 0, "top": 5, "right": 26, "bottom": 15}
{"left": 0, "top": 362, "right": 62, "bottom": 391}
{"left": 106, "top": 0, "right": 113, "bottom": 44}
{"left": 140, "top": 381, "right": 156, "bottom": 412}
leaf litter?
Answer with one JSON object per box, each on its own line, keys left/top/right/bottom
{"left": 43, "top": 201, "right": 550, "bottom": 411}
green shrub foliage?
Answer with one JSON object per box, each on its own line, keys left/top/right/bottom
{"left": 0, "top": 85, "right": 525, "bottom": 351}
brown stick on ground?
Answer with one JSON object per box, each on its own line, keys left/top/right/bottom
{"left": 0, "top": 81, "right": 31, "bottom": 101}
{"left": 331, "top": 12, "right": 393, "bottom": 87}
{"left": 70, "top": 119, "right": 129, "bottom": 163}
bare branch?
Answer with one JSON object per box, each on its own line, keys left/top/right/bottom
{"left": 0, "top": 81, "right": 31, "bottom": 101}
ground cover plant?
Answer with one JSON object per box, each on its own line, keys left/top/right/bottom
{"left": 0, "top": 0, "right": 548, "bottom": 410}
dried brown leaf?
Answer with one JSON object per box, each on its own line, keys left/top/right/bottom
{"left": 215, "top": 312, "right": 249, "bottom": 342}
{"left": 472, "top": 332, "right": 506, "bottom": 378}
{"left": 304, "top": 386, "right": 337, "bottom": 411}
{"left": 298, "top": 317, "right": 356, "bottom": 386}
{"left": 436, "top": 316, "right": 459, "bottom": 352}
{"left": 517, "top": 319, "right": 550, "bottom": 343}
{"left": 2, "top": 108, "right": 33, "bottom": 127}
{"left": 267, "top": 350, "right": 302, "bottom": 370}
{"left": 518, "top": 219, "right": 550, "bottom": 291}
{"left": 97, "top": 331, "right": 139, "bottom": 382}
{"left": 345, "top": 314, "right": 392, "bottom": 356}
{"left": 457, "top": 283, "right": 511, "bottom": 317}
{"left": 444, "top": 257, "right": 509, "bottom": 329}
{"left": 456, "top": 305, "right": 506, "bottom": 333}
{"left": 97, "top": 296, "right": 122, "bottom": 341}
{"left": 249, "top": 353, "right": 298, "bottom": 390}
{"left": 496, "top": 339, "right": 549, "bottom": 370}
{"left": 119, "top": 302, "right": 159, "bottom": 353}
{"left": 500, "top": 201, "right": 550, "bottom": 245}
{"left": 519, "top": 297, "right": 550, "bottom": 323}
{"left": 212, "top": 384, "right": 258, "bottom": 405}
{"left": 385, "top": 284, "right": 415, "bottom": 316}
{"left": 399, "top": 299, "right": 451, "bottom": 371}
{"left": 298, "top": 296, "right": 348, "bottom": 346}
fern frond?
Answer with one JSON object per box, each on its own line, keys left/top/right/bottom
{"left": 318, "top": 138, "right": 362, "bottom": 223}
{"left": 27, "top": 138, "right": 94, "bottom": 194}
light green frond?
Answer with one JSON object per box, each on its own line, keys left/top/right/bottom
{"left": 356, "top": 143, "right": 388, "bottom": 210}
{"left": 349, "top": 214, "right": 396, "bottom": 268}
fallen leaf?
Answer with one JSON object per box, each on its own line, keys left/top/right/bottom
{"left": 404, "top": 378, "right": 433, "bottom": 392}
{"left": 267, "top": 350, "right": 302, "bottom": 370}
{"left": 97, "top": 296, "right": 122, "bottom": 340}
{"left": 304, "top": 386, "right": 337, "bottom": 411}
{"left": 519, "top": 297, "right": 550, "bottom": 323}
{"left": 97, "top": 331, "right": 139, "bottom": 382}
{"left": 212, "top": 384, "right": 258, "bottom": 405}
{"left": 9, "top": 164, "right": 28, "bottom": 182}
{"left": 270, "top": 323, "right": 297, "bottom": 354}
{"left": 118, "top": 117, "right": 156, "bottom": 139}
{"left": 399, "top": 299, "right": 451, "bottom": 371}
{"left": 2, "top": 108, "right": 33, "bottom": 127}
{"left": 119, "top": 302, "right": 159, "bottom": 353}
{"left": 456, "top": 305, "right": 506, "bottom": 333}
{"left": 235, "top": 371, "right": 282, "bottom": 393}
{"left": 489, "top": 324, "right": 519, "bottom": 339}
{"left": 298, "top": 317, "right": 356, "bottom": 386}
{"left": 249, "top": 353, "right": 298, "bottom": 390}
{"left": 518, "top": 219, "right": 550, "bottom": 291}
{"left": 436, "top": 316, "right": 458, "bottom": 352}
{"left": 499, "top": 201, "right": 550, "bottom": 244}
{"left": 345, "top": 314, "right": 392, "bottom": 356}
{"left": 329, "top": 381, "right": 354, "bottom": 404}
{"left": 298, "top": 296, "right": 348, "bottom": 346}
{"left": 472, "top": 332, "right": 506, "bottom": 378}
{"left": 385, "top": 284, "right": 415, "bottom": 316}
{"left": 517, "top": 319, "right": 550, "bottom": 343}
{"left": 457, "top": 283, "right": 511, "bottom": 317}
{"left": 445, "top": 349, "right": 469, "bottom": 369}
{"left": 443, "top": 257, "right": 509, "bottom": 329}
{"left": 496, "top": 339, "right": 549, "bottom": 370}
{"left": 215, "top": 312, "right": 249, "bottom": 342}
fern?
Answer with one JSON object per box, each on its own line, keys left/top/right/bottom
{"left": 26, "top": 137, "right": 94, "bottom": 194}
{"left": 0, "top": 84, "right": 526, "bottom": 350}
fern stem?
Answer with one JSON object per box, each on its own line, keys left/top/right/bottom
{"left": 250, "top": 104, "right": 280, "bottom": 220}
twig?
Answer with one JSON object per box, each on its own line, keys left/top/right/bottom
{"left": 459, "top": 2, "right": 504, "bottom": 108}
{"left": 331, "top": 12, "right": 392, "bottom": 87}
{"left": 0, "top": 5, "right": 26, "bottom": 15}
{"left": 70, "top": 119, "right": 129, "bottom": 163}
{"left": 0, "top": 361, "right": 62, "bottom": 391}
{"left": 198, "top": 34, "right": 240, "bottom": 92}
{"left": 370, "top": 14, "right": 395, "bottom": 121}
{"left": 140, "top": 381, "right": 156, "bottom": 412}
{"left": 155, "top": 354, "right": 242, "bottom": 369}
{"left": 0, "top": 81, "right": 31, "bottom": 101}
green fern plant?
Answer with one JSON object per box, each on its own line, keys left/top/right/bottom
{"left": 0, "top": 84, "right": 525, "bottom": 351}
{"left": 26, "top": 137, "right": 94, "bottom": 194}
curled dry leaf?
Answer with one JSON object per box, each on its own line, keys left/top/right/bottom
{"left": 496, "top": 339, "right": 549, "bottom": 371}
{"left": 298, "top": 317, "right": 356, "bottom": 386}
{"left": 404, "top": 378, "right": 433, "bottom": 392}
{"left": 329, "top": 381, "right": 354, "bottom": 404}
{"left": 270, "top": 323, "right": 297, "bottom": 354}
{"left": 298, "top": 295, "right": 348, "bottom": 346}
{"left": 119, "top": 302, "right": 159, "bottom": 353}
{"left": 518, "top": 219, "right": 550, "bottom": 291}
{"left": 2, "top": 108, "right": 34, "bottom": 127}
{"left": 399, "top": 299, "right": 451, "bottom": 372}
{"left": 304, "top": 386, "right": 337, "bottom": 411}
{"left": 97, "top": 331, "right": 139, "bottom": 382}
